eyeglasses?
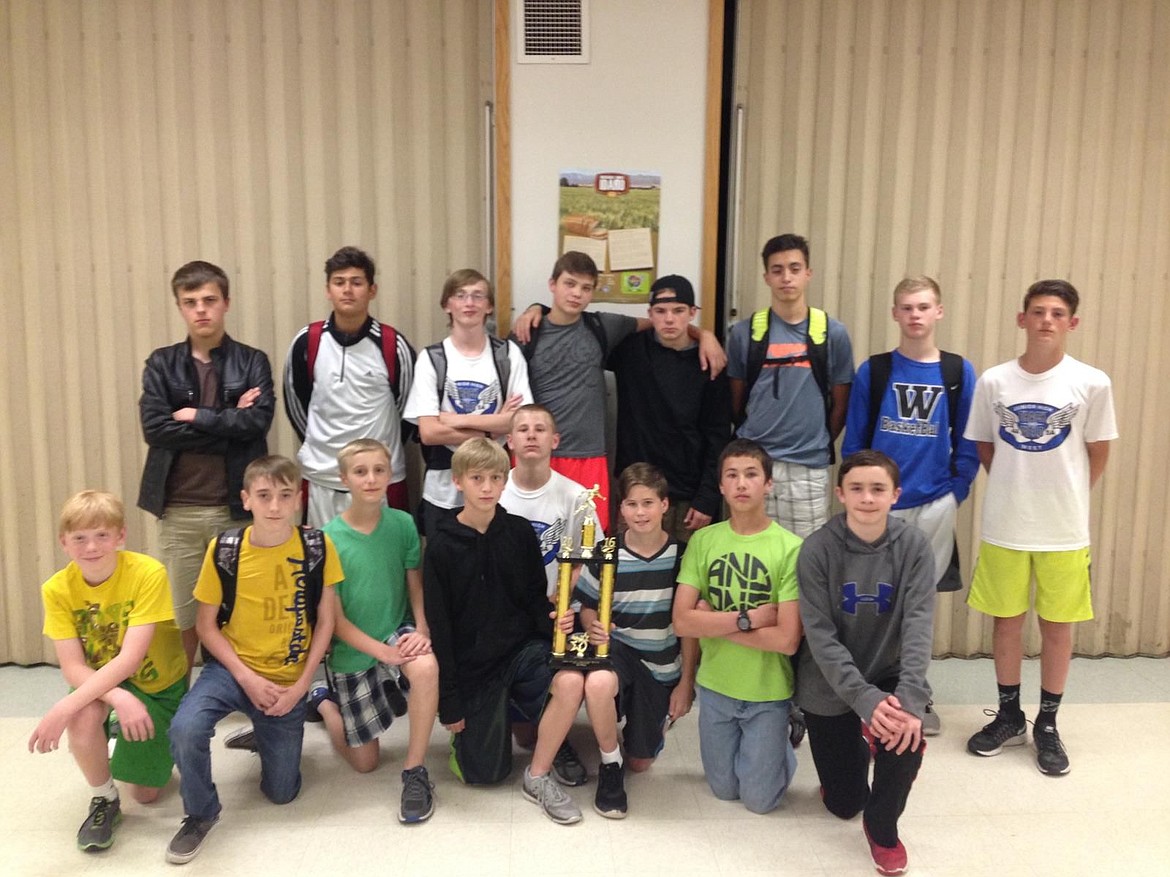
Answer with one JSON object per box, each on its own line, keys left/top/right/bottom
{"left": 451, "top": 291, "right": 489, "bottom": 302}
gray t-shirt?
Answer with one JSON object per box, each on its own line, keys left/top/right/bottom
{"left": 520, "top": 312, "right": 636, "bottom": 457}
{"left": 726, "top": 310, "right": 854, "bottom": 467}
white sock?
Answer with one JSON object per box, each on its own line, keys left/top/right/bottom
{"left": 91, "top": 778, "right": 118, "bottom": 801}
{"left": 599, "top": 746, "right": 622, "bottom": 767}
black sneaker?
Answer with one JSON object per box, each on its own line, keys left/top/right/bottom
{"left": 382, "top": 677, "right": 408, "bottom": 718}
{"left": 165, "top": 814, "right": 220, "bottom": 864}
{"left": 593, "top": 761, "right": 627, "bottom": 819}
{"left": 399, "top": 765, "right": 435, "bottom": 823}
{"left": 77, "top": 796, "right": 121, "bottom": 852}
{"left": 306, "top": 683, "right": 336, "bottom": 723}
{"left": 1033, "top": 724, "right": 1070, "bottom": 776}
{"left": 789, "top": 706, "right": 807, "bottom": 748}
{"left": 551, "top": 741, "right": 587, "bottom": 786}
{"left": 223, "top": 727, "right": 257, "bottom": 752}
{"left": 966, "top": 709, "right": 1027, "bottom": 756}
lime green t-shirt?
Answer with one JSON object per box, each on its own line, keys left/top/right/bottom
{"left": 324, "top": 508, "right": 421, "bottom": 674}
{"left": 677, "top": 521, "right": 802, "bottom": 702}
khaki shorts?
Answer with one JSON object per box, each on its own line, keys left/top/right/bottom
{"left": 968, "top": 542, "right": 1093, "bottom": 623}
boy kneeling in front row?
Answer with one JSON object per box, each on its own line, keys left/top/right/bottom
{"left": 796, "top": 450, "right": 934, "bottom": 876}
{"left": 524, "top": 463, "right": 698, "bottom": 823}
{"left": 166, "top": 456, "right": 340, "bottom": 864}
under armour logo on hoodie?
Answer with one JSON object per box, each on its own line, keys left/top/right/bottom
{"left": 841, "top": 582, "right": 895, "bottom": 615}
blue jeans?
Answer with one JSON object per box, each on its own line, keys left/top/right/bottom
{"left": 697, "top": 685, "right": 797, "bottom": 814}
{"left": 170, "top": 659, "right": 307, "bottom": 819}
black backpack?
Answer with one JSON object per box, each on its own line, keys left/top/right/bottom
{"left": 419, "top": 336, "right": 514, "bottom": 471}
{"left": 213, "top": 527, "right": 326, "bottom": 628}
{"left": 517, "top": 306, "right": 608, "bottom": 363}
{"left": 863, "top": 351, "right": 965, "bottom": 475}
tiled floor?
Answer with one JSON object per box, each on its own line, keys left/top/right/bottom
{"left": 4, "top": 657, "right": 1169, "bottom": 876}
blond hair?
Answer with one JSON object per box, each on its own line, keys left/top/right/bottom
{"left": 58, "top": 490, "right": 125, "bottom": 537}
{"left": 337, "top": 438, "right": 391, "bottom": 475}
{"left": 452, "top": 437, "right": 510, "bottom": 479}
{"left": 242, "top": 455, "right": 301, "bottom": 491}
{"left": 893, "top": 275, "right": 941, "bottom": 304}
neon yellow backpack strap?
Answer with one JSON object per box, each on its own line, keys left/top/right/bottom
{"left": 808, "top": 306, "right": 827, "bottom": 345}
{"left": 750, "top": 308, "right": 769, "bottom": 342}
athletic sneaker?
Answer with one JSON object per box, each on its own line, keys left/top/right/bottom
{"left": 593, "top": 761, "right": 627, "bottom": 819}
{"left": 382, "top": 677, "right": 408, "bottom": 718}
{"left": 165, "top": 814, "right": 220, "bottom": 864}
{"left": 1033, "top": 724, "right": 1071, "bottom": 776}
{"left": 306, "top": 684, "right": 335, "bottom": 723}
{"left": 966, "top": 709, "right": 1027, "bottom": 756}
{"left": 399, "top": 765, "right": 435, "bottom": 823}
{"left": 223, "top": 726, "right": 258, "bottom": 752}
{"left": 551, "top": 740, "right": 587, "bottom": 786}
{"left": 522, "top": 767, "right": 582, "bottom": 825}
{"left": 788, "top": 706, "right": 807, "bottom": 748}
{"left": 922, "top": 702, "right": 941, "bottom": 737}
{"left": 863, "top": 821, "right": 908, "bottom": 876}
{"left": 77, "top": 796, "right": 121, "bottom": 852}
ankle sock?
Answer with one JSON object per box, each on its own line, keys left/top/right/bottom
{"left": 599, "top": 745, "right": 623, "bottom": 767}
{"left": 91, "top": 778, "right": 118, "bottom": 801}
{"left": 1036, "top": 688, "right": 1063, "bottom": 728}
{"left": 997, "top": 683, "right": 1024, "bottom": 719}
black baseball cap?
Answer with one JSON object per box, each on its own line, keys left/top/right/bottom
{"left": 649, "top": 274, "right": 696, "bottom": 307}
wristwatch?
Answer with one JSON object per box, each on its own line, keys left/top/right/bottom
{"left": 737, "top": 609, "right": 752, "bottom": 632}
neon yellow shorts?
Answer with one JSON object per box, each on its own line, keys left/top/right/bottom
{"left": 968, "top": 542, "right": 1093, "bottom": 623}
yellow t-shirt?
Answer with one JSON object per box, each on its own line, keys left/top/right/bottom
{"left": 41, "top": 550, "right": 186, "bottom": 695}
{"left": 193, "top": 528, "right": 342, "bottom": 685}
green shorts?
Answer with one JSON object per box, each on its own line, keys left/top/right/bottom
{"left": 968, "top": 542, "right": 1093, "bottom": 623}
{"left": 108, "top": 677, "right": 187, "bottom": 788}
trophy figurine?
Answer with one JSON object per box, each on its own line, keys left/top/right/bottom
{"left": 551, "top": 485, "right": 617, "bottom": 669}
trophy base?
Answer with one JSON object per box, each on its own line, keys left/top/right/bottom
{"left": 550, "top": 654, "right": 612, "bottom": 672}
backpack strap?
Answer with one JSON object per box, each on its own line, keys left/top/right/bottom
{"left": 421, "top": 342, "right": 454, "bottom": 471}
{"left": 864, "top": 352, "right": 895, "bottom": 449}
{"left": 519, "top": 306, "right": 607, "bottom": 362}
{"left": 744, "top": 308, "right": 771, "bottom": 393}
{"left": 307, "top": 319, "right": 400, "bottom": 403}
{"left": 306, "top": 321, "right": 325, "bottom": 380}
{"left": 940, "top": 351, "right": 965, "bottom": 474}
{"left": 214, "top": 527, "right": 246, "bottom": 628}
{"left": 377, "top": 322, "right": 400, "bottom": 402}
{"left": 298, "top": 527, "right": 326, "bottom": 629}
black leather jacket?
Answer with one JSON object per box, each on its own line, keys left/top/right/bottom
{"left": 137, "top": 335, "right": 275, "bottom": 518}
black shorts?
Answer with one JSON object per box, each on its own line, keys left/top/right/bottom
{"left": 608, "top": 640, "right": 674, "bottom": 761}
{"left": 451, "top": 640, "right": 551, "bottom": 785}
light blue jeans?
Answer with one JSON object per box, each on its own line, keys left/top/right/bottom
{"left": 170, "top": 659, "right": 307, "bottom": 820}
{"left": 697, "top": 685, "right": 797, "bottom": 813}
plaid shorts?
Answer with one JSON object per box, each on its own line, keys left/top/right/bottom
{"left": 326, "top": 624, "right": 413, "bottom": 747}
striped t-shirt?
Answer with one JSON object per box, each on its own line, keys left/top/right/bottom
{"left": 575, "top": 537, "right": 682, "bottom": 684}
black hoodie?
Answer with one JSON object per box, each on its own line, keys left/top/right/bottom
{"left": 424, "top": 507, "right": 552, "bottom": 725}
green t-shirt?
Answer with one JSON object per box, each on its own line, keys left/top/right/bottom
{"left": 324, "top": 508, "right": 421, "bottom": 674}
{"left": 677, "top": 521, "right": 801, "bottom": 701}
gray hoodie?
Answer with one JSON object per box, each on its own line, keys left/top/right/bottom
{"left": 795, "top": 514, "right": 935, "bottom": 721}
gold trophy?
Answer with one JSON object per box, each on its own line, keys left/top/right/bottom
{"left": 551, "top": 485, "right": 617, "bottom": 670}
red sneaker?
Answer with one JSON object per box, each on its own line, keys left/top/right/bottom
{"left": 863, "top": 822, "right": 908, "bottom": 875}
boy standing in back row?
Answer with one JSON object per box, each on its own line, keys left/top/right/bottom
{"left": 963, "top": 280, "right": 1116, "bottom": 777}
{"left": 285, "top": 246, "right": 416, "bottom": 526}
{"left": 727, "top": 234, "right": 853, "bottom": 538}
{"left": 842, "top": 275, "right": 979, "bottom": 734}
{"left": 139, "top": 260, "right": 275, "bottom": 669}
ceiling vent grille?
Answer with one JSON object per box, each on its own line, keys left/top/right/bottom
{"left": 517, "top": 0, "right": 590, "bottom": 64}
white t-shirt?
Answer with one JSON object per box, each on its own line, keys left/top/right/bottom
{"left": 965, "top": 355, "right": 1117, "bottom": 551}
{"left": 404, "top": 337, "right": 531, "bottom": 509}
{"left": 501, "top": 469, "right": 603, "bottom": 596}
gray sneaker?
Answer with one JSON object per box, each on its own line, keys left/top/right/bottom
{"left": 166, "top": 814, "right": 220, "bottom": 864}
{"left": 77, "top": 796, "right": 121, "bottom": 852}
{"left": 922, "top": 702, "right": 941, "bottom": 737}
{"left": 399, "top": 765, "right": 435, "bottom": 823}
{"left": 522, "top": 767, "right": 582, "bottom": 825}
